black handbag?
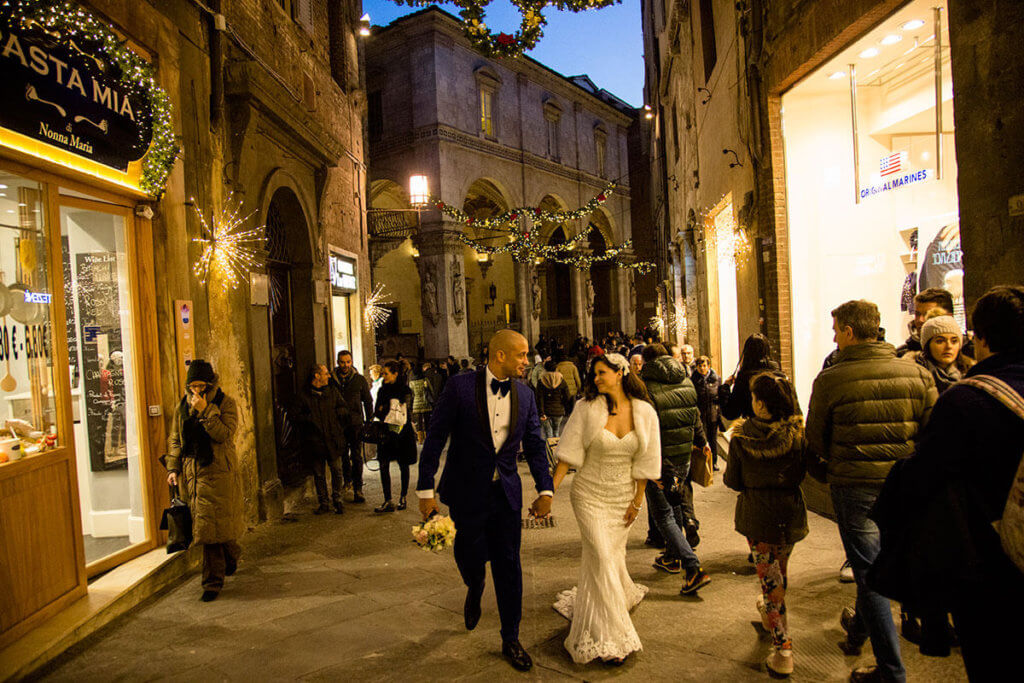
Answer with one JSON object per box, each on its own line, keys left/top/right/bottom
{"left": 159, "top": 484, "right": 193, "bottom": 553}
{"left": 359, "top": 420, "right": 392, "bottom": 445}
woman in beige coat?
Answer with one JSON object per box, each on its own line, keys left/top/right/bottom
{"left": 165, "top": 360, "right": 244, "bottom": 602}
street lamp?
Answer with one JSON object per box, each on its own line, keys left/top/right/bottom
{"left": 409, "top": 174, "right": 430, "bottom": 207}
{"left": 359, "top": 14, "right": 371, "bottom": 37}
{"left": 643, "top": 104, "right": 654, "bottom": 120}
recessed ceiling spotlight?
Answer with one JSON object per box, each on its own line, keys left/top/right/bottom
{"left": 901, "top": 19, "right": 926, "bottom": 31}
{"left": 860, "top": 47, "right": 880, "bottom": 59}
{"left": 880, "top": 34, "right": 903, "bottom": 45}
{"left": 828, "top": 71, "right": 847, "bottom": 80}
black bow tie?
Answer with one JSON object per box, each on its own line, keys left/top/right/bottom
{"left": 490, "top": 377, "right": 511, "bottom": 398}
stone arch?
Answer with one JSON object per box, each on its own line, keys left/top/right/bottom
{"left": 535, "top": 194, "right": 569, "bottom": 243}
{"left": 370, "top": 178, "right": 410, "bottom": 210}
{"left": 369, "top": 177, "right": 421, "bottom": 351}
{"left": 258, "top": 168, "right": 317, "bottom": 265}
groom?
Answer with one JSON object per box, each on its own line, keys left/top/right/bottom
{"left": 418, "top": 329, "right": 554, "bottom": 671}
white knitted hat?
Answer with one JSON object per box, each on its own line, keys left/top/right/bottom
{"left": 921, "top": 315, "right": 962, "bottom": 350}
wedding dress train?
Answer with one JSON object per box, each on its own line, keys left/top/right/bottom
{"left": 554, "top": 428, "right": 647, "bottom": 663}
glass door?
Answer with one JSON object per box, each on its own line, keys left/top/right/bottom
{"left": 60, "top": 199, "right": 149, "bottom": 568}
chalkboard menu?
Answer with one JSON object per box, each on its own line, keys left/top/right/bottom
{"left": 75, "top": 252, "right": 126, "bottom": 471}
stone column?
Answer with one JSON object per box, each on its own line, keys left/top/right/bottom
{"left": 571, "top": 263, "right": 594, "bottom": 339}
{"left": 414, "top": 222, "right": 469, "bottom": 360}
{"left": 514, "top": 259, "right": 540, "bottom": 346}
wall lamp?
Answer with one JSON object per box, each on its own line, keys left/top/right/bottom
{"left": 484, "top": 282, "right": 498, "bottom": 312}
{"left": 409, "top": 174, "right": 429, "bottom": 206}
{"left": 359, "top": 14, "right": 371, "bottom": 37}
{"left": 643, "top": 104, "right": 654, "bottom": 120}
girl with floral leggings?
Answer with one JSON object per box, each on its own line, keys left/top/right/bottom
{"left": 724, "top": 372, "right": 809, "bottom": 677}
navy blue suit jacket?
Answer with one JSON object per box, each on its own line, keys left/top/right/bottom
{"left": 417, "top": 369, "right": 553, "bottom": 512}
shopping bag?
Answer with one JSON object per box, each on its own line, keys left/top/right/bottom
{"left": 689, "top": 445, "right": 713, "bottom": 488}
{"left": 159, "top": 484, "right": 193, "bottom": 553}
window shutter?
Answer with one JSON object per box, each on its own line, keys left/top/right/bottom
{"left": 295, "top": 0, "right": 315, "bottom": 35}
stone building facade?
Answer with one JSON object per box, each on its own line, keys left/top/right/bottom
{"left": 642, "top": 0, "right": 1024, "bottom": 406}
{"left": 366, "top": 7, "right": 647, "bottom": 361}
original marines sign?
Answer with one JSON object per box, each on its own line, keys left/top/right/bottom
{"left": 0, "top": 6, "right": 151, "bottom": 171}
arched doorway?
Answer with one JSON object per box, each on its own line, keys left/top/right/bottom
{"left": 264, "top": 187, "right": 316, "bottom": 477}
{"left": 540, "top": 221, "right": 576, "bottom": 346}
{"left": 368, "top": 179, "right": 419, "bottom": 359}
{"left": 462, "top": 179, "right": 514, "bottom": 359}
{"left": 588, "top": 210, "right": 618, "bottom": 340}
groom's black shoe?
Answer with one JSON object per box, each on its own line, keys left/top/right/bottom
{"left": 464, "top": 583, "right": 484, "bottom": 630}
{"left": 501, "top": 640, "right": 533, "bottom": 671}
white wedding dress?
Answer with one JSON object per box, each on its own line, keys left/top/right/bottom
{"left": 553, "top": 428, "right": 648, "bottom": 663}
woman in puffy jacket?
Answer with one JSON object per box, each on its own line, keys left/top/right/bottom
{"left": 535, "top": 360, "right": 573, "bottom": 439}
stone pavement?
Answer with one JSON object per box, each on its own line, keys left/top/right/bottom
{"left": 38, "top": 456, "right": 967, "bottom": 682}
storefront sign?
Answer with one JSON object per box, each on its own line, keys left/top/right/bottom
{"left": 0, "top": 9, "right": 153, "bottom": 172}
{"left": 860, "top": 169, "right": 929, "bottom": 200}
{"left": 329, "top": 253, "right": 357, "bottom": 294}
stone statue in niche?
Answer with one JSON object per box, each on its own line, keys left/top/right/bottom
{"left": 451, "top": 256, "right": 466, "bottom": 324}
{"left": 628, "top": 273, "right": 637, "bottom": 313}
{"left": 421, "top": 262, "right": 440, "bottom": 326}
{"left": 531, "top": 272, "right": 542, "bottom": 319}
{"left": 586, "top": 278, "right": 595, "bottom": 316}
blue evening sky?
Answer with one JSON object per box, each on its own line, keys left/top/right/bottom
{"left": 361, "top": 1, "right": 644, "bottom": 107}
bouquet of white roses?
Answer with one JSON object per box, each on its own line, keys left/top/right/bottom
{"left": 412, "top": 513, "right": 456, "bottom": 552}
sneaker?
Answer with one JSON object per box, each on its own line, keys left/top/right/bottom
{"left": 653, "top": 555, "right": 682, "bottom": 574}
{"left": 352, "top": 490, "right": 365, "bottom": 504}
{"left": 839, "top": 560, "right": 855, "bottom": 583}
{"left": 680, "top": 567, "right": 711, "bottom": 595}
{"left": 765, "top": 647, "right": 793, "bottom": 676}
{"left": 313, "top": 504, "right": 331, "bottom": 515}
{"left": 685, "top": 523, "right": 701, "bottom": 549}
{"left": 756, "top": 594, "right": 771, "bottom": 631}
{"left": 374, "top": 501, "right": 396, "bottom": 513}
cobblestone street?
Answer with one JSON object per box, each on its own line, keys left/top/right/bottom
{"left": 37, "top": 455, "right": 967, "bottom": 682}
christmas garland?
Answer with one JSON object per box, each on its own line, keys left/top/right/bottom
{"left": 389, "top": 0, "right": 621, "bottom": 59}
{"left": 431, "top": 183, "right": 653, "bottom": 272}
{"left": 3, "top": 0, "right": 179, "bottom": 197}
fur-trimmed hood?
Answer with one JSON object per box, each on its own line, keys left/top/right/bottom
{"left": 540, "top": 370, "right": 563, "bottom": 389}
{"left": 732, "top": 416, "right": 805, "bottom": 459}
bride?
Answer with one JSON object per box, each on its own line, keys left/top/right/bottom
{"left": 550, "top": 353, "right": 662, "bottom": 664}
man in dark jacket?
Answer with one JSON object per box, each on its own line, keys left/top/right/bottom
{"left": 884, "top": 285, "right": 1024, "bottom": 681}
{"left": 895, "top": 288, "right": 954, "bottom": 358}
{"left": 691, "top": 356, "right": 721, "bottom": 470}
{"left": 806, "top": 300, "right": 937, "bottom": 683}
{"left": 640, "top": 344, "right": 711, "bottom": 593}
{"left": 331, "top": 350, "right": 374, "bottom": 503}
{"left": 295, "top": 364, "right": 349, "bottom": 514}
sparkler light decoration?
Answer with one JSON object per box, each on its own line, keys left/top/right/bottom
{"left": 191, "top": 193, "right": 267, "bottom": 290}
{"left": 363, "top": 283, "right": 393, "bottom": 331}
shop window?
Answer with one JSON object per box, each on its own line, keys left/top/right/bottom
{"left": 699, "top": 0, "right": 717, "bottom": 83}
{"left": 0, "top": 171, "right": 59, "bottom": 467}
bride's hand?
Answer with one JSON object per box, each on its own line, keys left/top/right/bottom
{"left": 624, "top": 504, "right": 640, "bottom": 526}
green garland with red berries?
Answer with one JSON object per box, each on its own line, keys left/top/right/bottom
{"left": 389, "top": 0, "right": 622, "bottom": 58}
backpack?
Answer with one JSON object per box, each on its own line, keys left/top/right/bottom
{"left": 959, "top": 375, "right": 1024, "bottom": 574}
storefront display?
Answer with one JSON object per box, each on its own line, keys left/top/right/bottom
{"left": 782, "top": 0, "right": 960, "bottom": 408}
{"left": 329, "top": 249, "right": 363, "bottom": 369}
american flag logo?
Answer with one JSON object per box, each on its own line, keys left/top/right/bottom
{"left": 880, "top": 152, "right": 906, "bottom": 177}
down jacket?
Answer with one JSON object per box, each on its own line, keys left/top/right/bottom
{"left": 724, "top": 416, "right": 809, "bottom": 545}
{"left": 165, "top": 384, "right": 245, "bottom": 545}
{"left": 535, "top": 371, "right": 572, "bottom": 418}
{"left": 640, "top": 355, "right": 704, "bottom": 477}
{"left": 806, "top": 341, "right": 937, "bottom": 487}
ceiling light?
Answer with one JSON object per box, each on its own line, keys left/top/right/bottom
{"left": 860, "top": 47, "right": 880, "bottom": 59}
{"left": 901, "top": 19, "right": 926, "bottom": 31}
{"left": 828, "top": 71, "right": 847, "bottom": 80}
{"left": 880, "top": 34, "right": 903, "bottom": 45}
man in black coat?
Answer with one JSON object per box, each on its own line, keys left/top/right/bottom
{"left": 691, "top": 356, "right": 721, "bottom": 470}
{"left": 331, "top": 350, "right": 374, "bottom": 503}
{"left": 294, "top": 364, "right": 349, "bottom": 514}
{"left": 880, "top": 285, "right": 1024, "bottom": 681}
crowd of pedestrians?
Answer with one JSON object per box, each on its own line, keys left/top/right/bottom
{"left": 160, "top": 284, "right": 1024, "bottom": 681}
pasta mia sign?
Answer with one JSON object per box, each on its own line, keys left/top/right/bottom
{"left": 0, "top": 5, "right": 153, "bottom": 174}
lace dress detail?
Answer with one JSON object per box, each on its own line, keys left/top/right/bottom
{"left": 553, "top": 429, "right": 648, "bottom": 663}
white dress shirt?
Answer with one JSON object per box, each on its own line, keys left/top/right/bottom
{"left": 417, "top": 368, "right": 552, "bottom": 499}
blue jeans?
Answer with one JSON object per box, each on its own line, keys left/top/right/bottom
{"left": 646, "top": 481, "right": 699, "bottom": 570}
{"left": 831, "top": 485, "right": 906, "bottom": 682}
{"left": 541, "top": 415, "right": 564, "bottom": 440}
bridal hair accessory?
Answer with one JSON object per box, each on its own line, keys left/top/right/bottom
{"left": 604, "top": 353, "right": 630, "bottom": 376}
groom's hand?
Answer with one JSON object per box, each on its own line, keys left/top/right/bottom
{"left": 529, "top": 495, "right": 552, "bottom": 519}
{"left": 419, "top": 496, "right": 439, "bottom": 521}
